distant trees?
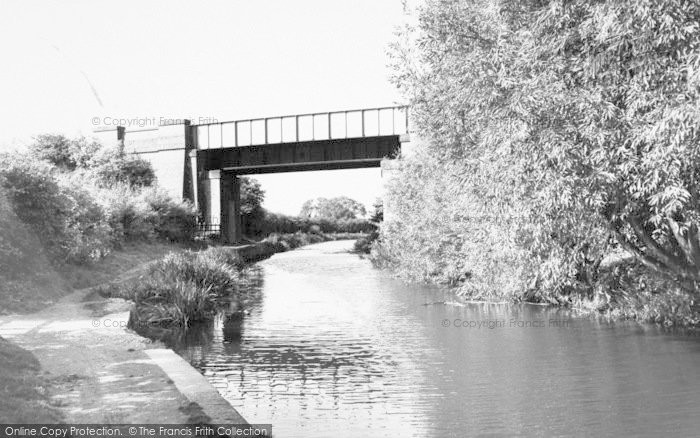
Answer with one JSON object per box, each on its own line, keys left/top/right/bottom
{"left": 28, "top": 134, "right": 156, "bottom": 188}
{"left": 240, "top": 177, "right": 265, "bottom": 215}
{"left": 383, "top": 0, "right": 700, "bottom": 300}
{"left": 239, "top": 177, "right": 266, "bottom": 236}
{"left": 29, "top": 134, "right": 101, "bottom": 171}
{"left": 300, "top": 196, "right": 367, "bottom": 221}
{"left": 89, "top": 147, "right": 156, "bottom": 188}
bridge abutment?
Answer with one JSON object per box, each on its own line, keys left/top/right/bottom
{"left": 94, "top": 120, "right": 195, "bottom": 202}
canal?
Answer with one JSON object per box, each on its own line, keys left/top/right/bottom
{"left": 174, "top": 241, "right": 700, "bottom": 437}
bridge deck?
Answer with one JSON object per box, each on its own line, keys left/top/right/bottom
{"left": 199, "top": 135, "right": 401, "bottom": 174}
{"left": 193, "top": 106, "right": 408, "bottom": 173}
{"left": 192, "top": 106, "right": 407, "bottom": 149}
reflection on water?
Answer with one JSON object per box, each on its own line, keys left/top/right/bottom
{"left": 173, "top": 241, "right": 700, "bottom": 438}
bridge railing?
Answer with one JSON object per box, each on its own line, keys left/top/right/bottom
{"left": 192, "top": 105, "right": 408, "bottom": 149}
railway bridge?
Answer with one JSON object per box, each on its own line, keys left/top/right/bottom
{"left": 95, "top": 106, "right": 412, "bottom": 243}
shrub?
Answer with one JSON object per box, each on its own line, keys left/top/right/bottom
{"left": 255, "top": 211, "right": 376, "bottom": 236}
{"left": 260, "top": 231, "right": 353, "bottom": 253}
{"left": 57, "top": 183, "right": 112, "bottom": 263}
{"left": 372, "top": 154, "right": 531, "bottom": 299}
{"left": 99, "top": 185, "right": 158, "bottom": 242}
{"left": 0, "top": 155, "right": 111, "bottom": 264}
{"left": 353, "top": 230, "right": 379, "bottom": 254}
{"left": 105, "top": 247, "right": 247, "bottom": 329}
{"left": 89, "top": 147, "right": 156, "bottom": 188}
{"left": 28, "top": 134, "right": 101, "bottom": 171}
{"left": 139, "top": 187, "right": 196, "bottom": 242}
{"left": 94, "top": 184, "right": 195, "bottom": 244}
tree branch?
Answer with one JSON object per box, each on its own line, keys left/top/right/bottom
{"left": 627, "top": 216, "right": 688, "bottom": 278}
{"left": 612, "top": 227, "right": 672, "bottom": 275}
{"left": 667, "top": 217, "right": 694, "bottom": 265}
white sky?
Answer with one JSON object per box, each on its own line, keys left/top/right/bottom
{"left": 0, "top": 0, "right": 408, "bottom": 215}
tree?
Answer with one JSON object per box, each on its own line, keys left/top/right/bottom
{"left": 29, "top": 134, "right": 102, "bottom": 171}
{"left": 388, "top": 0, "right": 700, "bottom": 296}
{"left": 90, "top": 146, "right": 156, "bottom": 188}
{"left": 299, "top": 196, "right": 366, "bottom": 220}
{"left": 239, "top": 177, "right": 266, "bottom": 236}
{"left": 240, "top": 177, "right": 265, "bottom": 215}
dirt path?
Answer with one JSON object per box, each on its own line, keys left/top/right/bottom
{"left": 0, "top": 283, "right": 203, "bottom": 423}
{"left": 0, "top": 247, "right": 236, "bottom": 424}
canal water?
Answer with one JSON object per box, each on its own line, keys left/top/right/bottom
{"left": 173, "top": 241, "right": 700, "bottom": 437}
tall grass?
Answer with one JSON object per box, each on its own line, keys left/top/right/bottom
{"left": 101, "top": 247, "right": 247, "bottom": 330}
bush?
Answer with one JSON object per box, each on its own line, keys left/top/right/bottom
{"left": 139, "top": 187, "right": 196, "bottom": 242}
{"left": 89, "top": 147, "right": 156, "bottom": 188}
{"left": 28, "top": 134, "right": 101, "bottom": 171}
{"left": 99, "top": 185, "right": 158, "bottom": 242}
{"left": 95, "top": 184, "right": 196, "bottom": 244}
{"left": 255, "top": 211, "right": 376, "bottom": 237}
{"left": 260, "top": 231, "right": 362, "bottom": 254}
{"left": 372, "top": 154, "right": 531, "bottom": 299}
{"left": 353, "top": 230, "right": 378, "bottom": 254}
{"left": 0, "top": 155, "right": 111, "bottom": 264}
{"left": 57, "top": 183, "right": 112, "bottom": 263}
{"left": 105, "top": 247, "right": 247, "bottom": 329}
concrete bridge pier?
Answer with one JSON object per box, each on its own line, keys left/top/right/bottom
{"left": 195, "top": 169, "right": 242, "bottom": 244}
{"left": 219, "top": 172, "right": 242, "bottom": 244}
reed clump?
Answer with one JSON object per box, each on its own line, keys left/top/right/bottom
{"left": 100, "top": 247, "right": 247, "bottom": 329}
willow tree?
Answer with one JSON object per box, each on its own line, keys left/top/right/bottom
{"left": 389, "top": 0, "right": 700, "bottom": 296}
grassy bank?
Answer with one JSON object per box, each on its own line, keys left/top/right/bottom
{"left": 0, "top": 337, "right": 63, "bottom": 422}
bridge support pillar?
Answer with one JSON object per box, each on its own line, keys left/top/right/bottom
{"left": 220, "top": 172, "right": 242, "bottom": 245}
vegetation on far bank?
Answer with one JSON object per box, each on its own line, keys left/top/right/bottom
{"left": 237, "top": 179, "right": 377, "bottom": 239}
{"left": 368, "top": 0, "right": 700, "bottom": 326}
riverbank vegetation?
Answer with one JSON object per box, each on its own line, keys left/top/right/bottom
{"left": 97, "top": 247, "right": 250, "bottom": 333}
{"left": 374, "top": 0, "right": 700, "bottom": 326}
{"left": 0, "top": 135, "right": 196, "bottom": 313}
{"left": 99, "top": 232, "right": 365, "bottom": 335}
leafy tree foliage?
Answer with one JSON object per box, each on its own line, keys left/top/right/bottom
{"left": 385, "top": 0, "right": 700, "bottom": 298}
{"left": 300, "top": 196, "right": 367, "bottom": 221}
{"left": 89, "top": 146, "right": 156, "bottom": 188}
{"left": 29, "top": 134, "right": 102, "bottom": 171}
{"left": 239, "top": 177, "right": 266, "bottom": 236}
{"left": 240, "top": 177, "right": 265, "bottom": 215}
{"left": 28, "top": 134, "right": 157, "bottom": 189}
{"left": 0, "top": 155, "right": 112, "bottom": 263}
